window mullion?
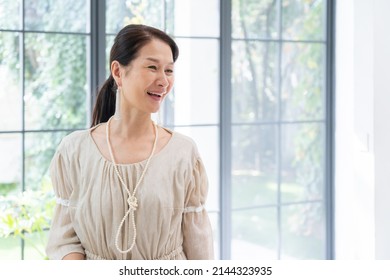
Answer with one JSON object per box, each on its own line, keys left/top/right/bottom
{"left": 325, "top": 0, "right": 336, "bottom": 260}
{"left": 20, "top": 0, "right": 26, "bottom": 260}
{"left": 90, "top": 0, "right": 106, "bottom": 118}
{"left": 220, "top": 0, "right": 232, "bottom": 260}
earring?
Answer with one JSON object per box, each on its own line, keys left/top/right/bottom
{"left": 114, "top": 87, "right": 121, "bottom": 120}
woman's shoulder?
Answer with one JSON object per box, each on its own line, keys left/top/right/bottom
{"left": 167, "top": 129, "right": 200, "bottom": 158}
{"left": 57, "top": 128, "right": 91, "bottom": 153}
{"left": 172, "top": 131, "right": 196, "bottom": 146}
{"left": 62, "top": 128, "right": 90, "bottom": 143}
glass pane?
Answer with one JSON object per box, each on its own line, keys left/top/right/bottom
{"left": 0, "top": 133, "right": 22, "bottom": 195}
{"left": 25, "top": 131, "right": 68, "bottom": 191}
{"left": 166, "top": 0, "right": 219, "bottom": 37}
{"left": 0, "top": 32, "right": 21, "bottom": 131}
{"left": 106, "top": 0, "right": 164, "bottom": 34}
{"left": 281, "top": 42, "right": 325, "bottom": 121}
{"left": 169, "top": 38, "right": 219, "bottom": 126}
{"left": 0, "top": 236, "right": 20, "bottom": 259}
{"left": 232, "top": 125, "right": 277, "bottom": 209}
{"left": 232, "top": 41, "right": 278, "bottom": 123}
{"left": 282, "top": 0, "right": 326, "bottom": 41}
{"left": 0, "top": 190, "right": 54, "bottom": 260}
{"left": 281, "top": 123, "right": 325, "bottom": 203}
{"left": 232, "top": 0, "right": 278, "bottom": 40}
{"left": 281, "top": 203, "right": 325, "bottom": 259}
{"left": 24, "top": 33, "right": 88, "bottom": 130}
{"left": 24, "top": 231, "right": 50, "bottom": 260}
{"left": 173, "top": 126, "right": 219, "bottom": 212}
{"left": 25, "top": 0, "right": 89, "bottom": 33}
{"left": 208, "top": 212, "right": 220, "bottom": 260}
{"left": 0, "top": 0, "right": 21, "bottom": 30}
{"left": 232, "top": 207, "right": 277, "bottom": 259}
{"left": 105, "top": 35, "right": 115, "bottom": 77}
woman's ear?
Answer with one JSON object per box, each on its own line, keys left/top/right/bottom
{"left": 111, "top": 60, "right": 122, "bottom": 87}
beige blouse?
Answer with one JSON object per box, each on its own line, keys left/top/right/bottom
{"left": 45, "top": 126, "right": 214, "bottom": 260}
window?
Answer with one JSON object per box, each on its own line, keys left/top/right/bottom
{"left": 0, "top": 0, "right": 90, "bottom": 259}
{"left": 0, "top": 0, "right": 333, "bottom": 260}
{"left": 230, "top": 0, "right": 331, "bottom": 259}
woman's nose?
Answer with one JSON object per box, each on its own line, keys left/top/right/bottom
{"left": 157, "top": 72, "right": 169, "bottom": 87}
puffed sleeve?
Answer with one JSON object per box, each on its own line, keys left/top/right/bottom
{"left": 182, "top": 157, "right": 214, "bottom": 260}
{"left": 45, "top": 143, "right": 85, "bottom": 260}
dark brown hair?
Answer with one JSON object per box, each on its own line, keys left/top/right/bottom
{"left": 91, "top": 24, "right": 179, "bottom": 127}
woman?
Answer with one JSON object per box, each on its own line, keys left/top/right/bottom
{"left": 46, "top": 24, "right": 214, "bottom": 260}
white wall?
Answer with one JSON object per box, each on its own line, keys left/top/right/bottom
{"left": 373, "top": 0, "right": 390, "bottom": 260}
{"left": 335, "top": 0, "right": 390, "bottom": 259}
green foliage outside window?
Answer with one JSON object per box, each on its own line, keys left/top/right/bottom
{"left": 0, "top": 190, "right": 55, "bottom": 259}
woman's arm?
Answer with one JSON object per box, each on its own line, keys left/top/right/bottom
{"left": 46, "top": 142, "right": 85, "bottom": 260}
{"left": 182, "top": 157, "right": 214, "bottom": 259}
{"left": 62, "top": 252, "right": 85, "bottom": 260}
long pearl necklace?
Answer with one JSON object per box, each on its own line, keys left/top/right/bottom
{"left": 106, "top": 116, "right": 158, "bottom": 254}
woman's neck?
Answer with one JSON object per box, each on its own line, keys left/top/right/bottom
{"left": 109, "top": 111, "right": 154, "bottom": 140}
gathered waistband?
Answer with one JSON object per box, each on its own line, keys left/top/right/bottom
{"left": 85, "top": 245, "right": 184, "bottom": 260}
{"left": 153, "top": 246, "right": 183, "bottom": 260}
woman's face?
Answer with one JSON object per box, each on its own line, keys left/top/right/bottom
{"left": 114, "top": 39, "right": 175, "bottom": 114}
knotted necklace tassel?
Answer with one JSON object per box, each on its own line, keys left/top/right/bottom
{"left": 114, "top": 195, "right": 138, "bottom": 254}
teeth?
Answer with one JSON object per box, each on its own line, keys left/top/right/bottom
{"left": 148, "top": 92, "right": 163, "bottom": 97}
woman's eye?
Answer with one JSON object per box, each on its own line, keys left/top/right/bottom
{"left": 165, "top": 69, "right": 174, "bottom": 74}
{"left": 148, "top": 66, "right": 157, "bottom": 70}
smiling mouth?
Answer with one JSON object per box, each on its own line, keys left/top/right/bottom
{"left": 147, "top": 92, "right": 164, "bottom": 98}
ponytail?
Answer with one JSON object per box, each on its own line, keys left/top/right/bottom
{"left": 91, "top": 75, "right": 117, "bottom": 127}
